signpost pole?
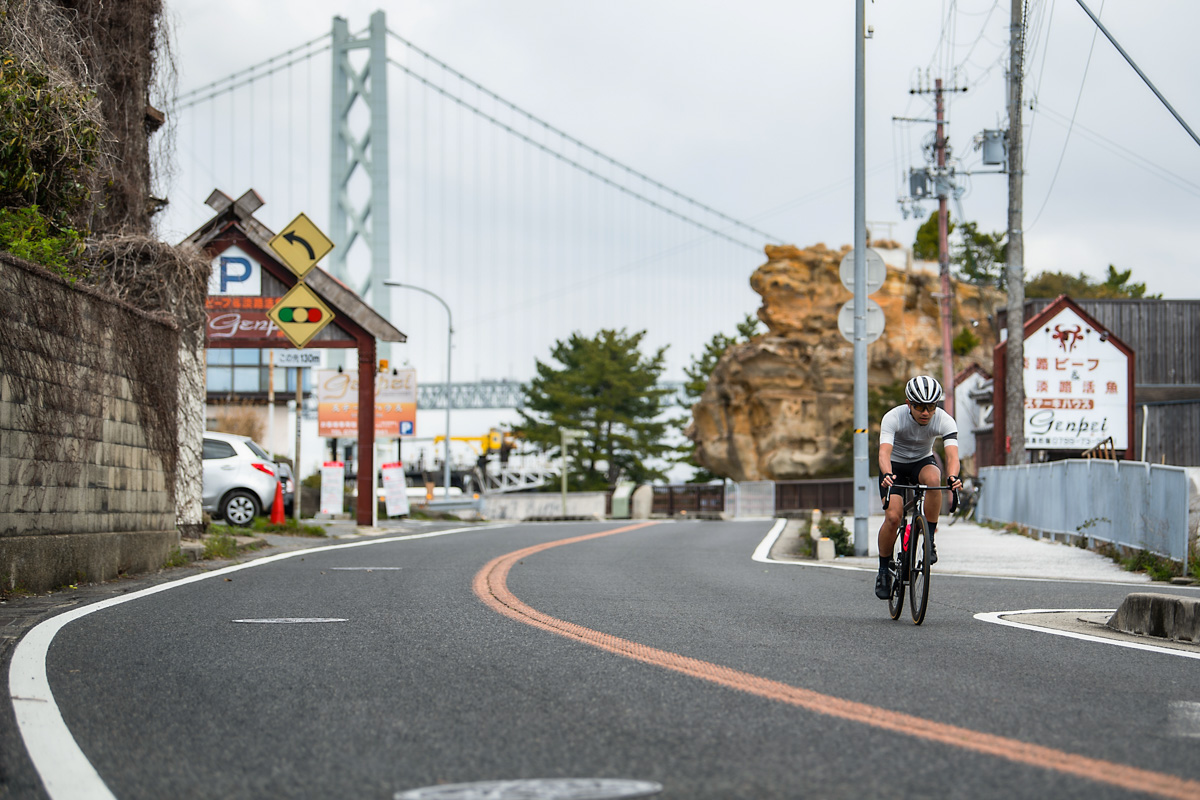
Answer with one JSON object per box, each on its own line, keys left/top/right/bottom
{"left": 294, "top": 368, "right": 302, "bottom": 523}
{"left": 852, "top": 0, "right": 870, "bottom": 556}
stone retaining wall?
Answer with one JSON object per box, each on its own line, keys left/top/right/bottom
{"left": 0, "top": 254, "right": 179, "bottom": 591}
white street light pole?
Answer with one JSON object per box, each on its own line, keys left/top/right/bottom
{"left": 384, "top": 281, "right": 453, "bottom": 500}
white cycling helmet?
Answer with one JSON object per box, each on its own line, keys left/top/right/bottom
{"left": 905, "top": 375, "right": 944, "bottom": 405}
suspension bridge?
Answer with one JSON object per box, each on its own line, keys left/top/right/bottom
{"left": 171, "top": 9, "right": 799, "bottom": 407}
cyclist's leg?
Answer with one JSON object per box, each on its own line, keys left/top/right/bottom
{"left": 917, "top": 460, "right": 942, "bottom": 563}
{"left": 877, "top": 487, "right": 903, "bottom": 556}
{"left": 875, "top": 475, "right": 904, "bottom": 598}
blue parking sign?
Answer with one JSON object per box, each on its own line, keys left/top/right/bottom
{"left": 400, "top": 421, "right": 414, "bottom": 436}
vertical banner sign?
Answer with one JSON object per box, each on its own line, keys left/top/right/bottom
{"left": 317, "top": 369, "right": 417, "bottom": 438}
{"left": 1022, "top": 305, "right": 1130, "bottom": 450}
{"left": 320, "top": 462, "right": 345, "bottom": 515}
{"left": 381, "top": 462, "right": 409, "bottom": 517}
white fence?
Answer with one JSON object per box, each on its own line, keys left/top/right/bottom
{"left": 724, "top": 481, "right": 776, "bottom": 518}
{"left": 978, "top": 460, "right": 1191, "bottom": 561}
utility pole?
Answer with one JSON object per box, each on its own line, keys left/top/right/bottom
{"left": 1005, "top": 0, "right": 1026, "bottom": 465}
{"left": 935, "top": 79, "right": 955, "bottom": 417}
{"left": 908, "top": 78, "right": 966, "bottom": 416}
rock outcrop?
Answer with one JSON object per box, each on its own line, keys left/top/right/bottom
{"left": 685, "top": 243, "right": 1003, "bottom": 480}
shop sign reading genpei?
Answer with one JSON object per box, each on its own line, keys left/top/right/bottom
{"left": 1022, "top": 306, "right": 1129, "bottom": 450}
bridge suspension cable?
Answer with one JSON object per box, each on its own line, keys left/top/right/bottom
{"left": 387, "top": 56, "right": 765, "bottom": 254}
{"left": 174, "top": 33, "right": 332, "bottom": 111}
{"left": 387, "top": 29, "right": 785, "bottom": 248}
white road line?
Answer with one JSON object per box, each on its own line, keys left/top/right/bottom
{"left": 750, "top": 518, "right": 786, "bottom": 562}
{"left": 328, "top": 566, "right": 403, "bottom": 571}
{"left": 8, "top": 523, "right": 514, "bottom": 800}
{"left": 232, "top": 618, "right": 348, "bottom": 624}
{"left": 974, "top": 610, "right": 1200, "bottom": 661}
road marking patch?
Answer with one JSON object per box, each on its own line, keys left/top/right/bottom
{"left": 1168, "top": 702, "right": 1200, "bottom": 738}
{"left": 232, "top": 618, "right": 348, "bottom": 624}
{"left": 476, "top": 523, "right": 1200, "bottom": 800}
{"left": 974, "top": 610, "right": 1200, "bottom": 661}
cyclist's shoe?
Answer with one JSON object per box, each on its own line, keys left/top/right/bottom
{"left": 874, "top": 568, "right": 891, "bottom": 599}
{"left": 930, "top": 533, "right": 938, "bottom": 565}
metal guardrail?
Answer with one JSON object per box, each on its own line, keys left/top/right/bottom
{"left": 978, "top": 459, "right": 1191, "bottom": 561}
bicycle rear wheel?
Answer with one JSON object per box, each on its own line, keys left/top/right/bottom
{"left": 909, "top": 515, "right": 932, "bottom": 625}
{"left": 887, "top": 534, "right": 905, "bottom": 620}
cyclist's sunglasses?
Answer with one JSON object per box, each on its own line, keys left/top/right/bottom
{"left": 909, "top": 401, "right": 937, "bottom": 413}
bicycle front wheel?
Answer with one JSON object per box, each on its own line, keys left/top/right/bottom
{"left": 909, "top": 515, "right": 931, "bottom": 625}
{"left": 887, "top": 535, "right": 905, "bottom": 620}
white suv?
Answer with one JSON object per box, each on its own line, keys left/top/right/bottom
{"left": 201, "top": 431, "right": 278, "bottom": 526}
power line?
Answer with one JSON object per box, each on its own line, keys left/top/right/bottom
{"left": 386, "top": 29, "right": 783, "bottom": 246}
{"left": 1028, "top": 0, "right": 1104, "bottom": 230}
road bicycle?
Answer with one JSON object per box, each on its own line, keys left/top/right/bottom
{"left": 881, "top": 483, "right": 958, "bottom": 625}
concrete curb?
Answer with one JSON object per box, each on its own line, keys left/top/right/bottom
{"left": 1108, "top": 593, "right": 1200, "bottom": 643}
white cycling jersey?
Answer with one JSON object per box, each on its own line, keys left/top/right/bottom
{"left": 879, "top": 405, "right": 958, "bottom": 463}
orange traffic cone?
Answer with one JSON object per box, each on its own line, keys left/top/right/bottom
{"left": 270, "top": 480, "right": 285, "bottom": 524}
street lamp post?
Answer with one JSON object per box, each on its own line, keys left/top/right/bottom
{"left": 383, "top": 281, "right": 452, "bottom": 501}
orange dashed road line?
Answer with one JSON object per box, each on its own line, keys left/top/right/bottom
{"left": 473, "top": 522, "right": 1200, "bottom": 800}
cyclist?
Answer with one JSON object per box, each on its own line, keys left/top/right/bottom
{"left": 875, "top": 375, "right": 962, "bottom": 599}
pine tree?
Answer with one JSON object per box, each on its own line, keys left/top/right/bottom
{"left": 518, "top": 329, "right": 673, "bottom": 489}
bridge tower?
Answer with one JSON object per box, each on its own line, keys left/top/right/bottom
{"left": 329, "top": 10, "right": 392, "bottom": 363}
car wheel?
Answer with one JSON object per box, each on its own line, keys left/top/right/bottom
{"left": 220, "top": 490, "right": 260, "bottom": 527}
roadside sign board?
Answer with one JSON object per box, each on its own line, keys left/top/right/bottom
{"left": 838, "top": 248, "right": 886, "bottom": 294}
{"left": 267, "top": 282, "right": 334, "bottom": 348}
{"left": 1022, "top": 304, "right": 1130, "bottom": 450}
{"left": 320, "top": 462, "right": 345, "bottom": 515}
{"left": 838, "top": 298, "right": 885, "bottom": 344}
{"left": 267, "top": 349, "right": 324, "bottom": 368}
{"left": 269, "top": 212, "right": 334, "bottom": 278}
{"left": 382, "top": 462, "right": 410, "bottom": 517}
{"left": 316, "top": 368, "right": 418, "bottom": 438}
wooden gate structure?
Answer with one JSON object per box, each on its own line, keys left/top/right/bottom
{"left": 188, "top": 189, "right": 406, "bottom": 526}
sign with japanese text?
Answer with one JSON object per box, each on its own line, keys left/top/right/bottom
{"left": 1022, "top": 306, "right": 1129, "bottom": 450}
{"left": 205, "top": 296, "right": 286, "bottom": 341}
{"left": 320, "top": 462, "right": 345, "bottom": 515}
{"left": 382, "top": 462, "right": 410, "bottom": 518}
{"left": 316, "top": 368, "right": 417, "bottom": 438}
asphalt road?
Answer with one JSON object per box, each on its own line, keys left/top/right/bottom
{"left": 13, "top": 520, "right": 1200, "bottom": 799}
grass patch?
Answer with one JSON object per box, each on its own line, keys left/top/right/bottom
{"left": 203, "top": 532, "right": 238, "bottom": 560}
{"left": 249, "top": 517, "right": 326, "bottom": 537}
{"left": 163, "top": 546, "right": 189, "bottom": 569}
{"left": 1095, "top": 542, "right": 1181, "bottom": 581}
{"left": 818, "top": 516, "right": 853, "bottom": 557}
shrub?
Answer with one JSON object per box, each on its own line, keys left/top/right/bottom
{"left": 0, "top": 205, "right": 85, "bottom": 279}
{"left": 0, "top": 52, "right": 102, "bottom": 225}
{"left": 818, "top": 516, "right": 853, "bottom": 557}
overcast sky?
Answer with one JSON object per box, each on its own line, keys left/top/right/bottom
{"left": 164, "top": 0, "right": 1200, "bottom": 388}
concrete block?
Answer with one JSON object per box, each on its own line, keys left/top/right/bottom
{"left": 816, "top": 537, "right": 835, "bottom": 561}
{"left": 810, "top": 509, "right": 823, "bottom": 539}
{"left": 1107, "top": 593, "right": 1200, "bottom": 643}
{"left": 630, "top": 485, "right": 654, "bottom": 519}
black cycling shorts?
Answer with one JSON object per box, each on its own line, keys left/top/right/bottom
{"left": 879, "top": 455, "right": 940, "bottom": 502}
